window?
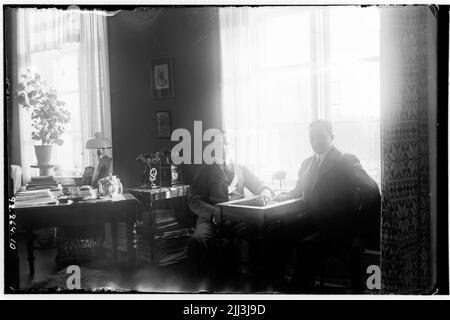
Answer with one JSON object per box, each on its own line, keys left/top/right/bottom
{"left": 220, "top": 6, "right": 381, "bottom": 187}
{"left": 328, "top": 7, "right": 380, "bottom": 184}
{"left": 27, "top": 43, "right": 84, "bottom": 175}
{"left": 16, "top": 8, "right": 112, "bottom": 182}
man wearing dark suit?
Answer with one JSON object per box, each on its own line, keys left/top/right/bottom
{"left": 187, "top": 132, "right": 273, "bottom": 287}
{"left": 276, "top": 119, "right": 380, "bottom": 292}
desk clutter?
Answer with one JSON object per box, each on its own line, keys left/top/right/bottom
{"left": 14, "top": 189, "right": 56, "bottom": 208}
{"left": 136, "top": 209, "right": 193, "bottom": 266}
{"left": 63, "top": 185, "right": 97, "bottom": 201}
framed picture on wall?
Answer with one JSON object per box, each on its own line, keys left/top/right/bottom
{"left": 156, "top": 111, "right": 172, "bottom": 139}
{"left": 150, "top": 56, "right": 174, "bottom": 98}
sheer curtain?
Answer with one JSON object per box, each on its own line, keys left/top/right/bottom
{"left": 15, "top": 8, "right": 112, "bottom": 182}
{"left": 219, "top": 6, "right": 380, "bottom": 187}
{"left": 79, "top": 11, "right": 113, "bottom": 175}
{"left": 220, "top": 7, "right": 313, "bottom": 186}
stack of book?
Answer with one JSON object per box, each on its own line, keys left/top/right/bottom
{"left": 14, "top": 189, "right": 56, "bottom": 207}
{"left": 136, "top": 209, "right": 193, "bottom": 266}
{"left": 26, "top": 176, "right": 61, "bottom": 191}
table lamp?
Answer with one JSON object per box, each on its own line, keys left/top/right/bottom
{"left": 86, "top": 132, "right": 112, "bottom": 159}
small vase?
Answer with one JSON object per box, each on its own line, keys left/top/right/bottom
{"left": 34, "top": 145, "right": 53, "bottom": 165}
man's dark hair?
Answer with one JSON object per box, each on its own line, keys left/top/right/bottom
{"left": 309, "top": 119, "right": 333, "bottom": 136}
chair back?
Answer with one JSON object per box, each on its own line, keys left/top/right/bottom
{"left": 272, "top": 171, "right": 287, "bottom": 189}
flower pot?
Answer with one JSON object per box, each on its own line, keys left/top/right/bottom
{"left": 34, "top": 145, "right": 53, "bottom": 165}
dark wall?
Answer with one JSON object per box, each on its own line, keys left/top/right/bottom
{"left": 108, "top": 7, "right": 222, "bottom": 188}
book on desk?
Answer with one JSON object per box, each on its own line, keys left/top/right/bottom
{"left": 14, "top": 189, "right": 57, "bottom": 207}
{"left": 25, "top": 176, "right": 61, "bottom": 191}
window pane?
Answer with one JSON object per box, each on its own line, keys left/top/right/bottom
{"left": 29, "top": 43, "right": 82, "bottom": 176}
{"left": 53, "top": 91, "right": 83, "bottom": 174}
{"left": 228, "top": 8, "right": 313, "bottom": 186}
{"left": 330, "top": 61, "right": 380, "bottom": 121}
{"left": 329, "top": 6, "right": 380, "bottom": 63}
{"left": 257, "top": 68, "right": 312, "bottom": 124}
{"left": 257, "top": 8, "right": 311, "bottom": 67}
{"left": 328, "top": 7, "right": 380, "bottom": 185}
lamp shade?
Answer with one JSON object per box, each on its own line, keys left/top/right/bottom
{"left": 85, "top": 132, "right": 112, "bottom": 150}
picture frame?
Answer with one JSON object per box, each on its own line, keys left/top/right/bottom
{"left": 150, "top": 56, "right": 174, "bottom": 98}
{"left": 156, "top": 111, "right": 172, "bottom": 139}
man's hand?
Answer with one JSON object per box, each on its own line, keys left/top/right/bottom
{"left": 259, "top": 188, "right": 273, "bottom": 205}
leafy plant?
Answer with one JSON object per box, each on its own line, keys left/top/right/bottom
{"left": 136, "top": 148, "right": 172, "bottom": 167}
{"left": 17, "top": 70, "right": 70, "bottom": 145}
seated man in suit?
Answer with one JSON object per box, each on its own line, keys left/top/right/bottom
{"left": 187, "top": 130, "right": 273, "bottom": 288}
{"left": 275, "top": 119, "right": 380, "bottom": 292}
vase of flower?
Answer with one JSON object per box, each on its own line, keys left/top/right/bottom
{"left": 16, "top": 70, "right": 70, "bottom": 167}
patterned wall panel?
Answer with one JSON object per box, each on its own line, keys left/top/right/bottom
{"left": 380, "top": 7, "right": 432, "bottom": 293}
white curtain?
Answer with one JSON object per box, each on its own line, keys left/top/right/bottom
{"left": 220, "top": 7, "right": 315, "bottom": 186}
{"left": 17, "top": 8, "right": 80, "bottom": 182}
{"left": 20, "top": 8, "right": 80, "bottom": 53}
{"left": 219, "top": 6, "right": 381, "bottom": 187}
{"left": 219, "top": 7, "right": 262, "bottom": 172}
{"left": 16, "top": 8, "right": 112, "bottom": 182}
{"left": 79, "top": 10, "right": 113, "bottom": 173}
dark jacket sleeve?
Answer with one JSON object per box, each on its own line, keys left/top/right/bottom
{"left": 341, "top": 154, "right": 379, "bottom": 192}
{"left": 286, "top": 160, "right": 309, "bottom": 199}
{"left": 187, "top": 167, "right": 217, "bottom": 222}
{"left": 341, "top": 153, "right": 381, "bottom": 211}
{"left": 241, "top": 166, "right": 271, "bottom": 195}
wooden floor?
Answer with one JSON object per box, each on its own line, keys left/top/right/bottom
{"left": 15, "top": 233, "right": 376, "bottom": 294}
{"left": 16, "top": 233, "right": 261, "bottom": 293}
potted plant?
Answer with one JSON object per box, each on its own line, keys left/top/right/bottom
{"left": 16, "top": 70, "right": 70, "bottom": 165}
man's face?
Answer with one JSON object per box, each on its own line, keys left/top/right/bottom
{"left": 309, "top": 126, "right": 333, "bottom": 155}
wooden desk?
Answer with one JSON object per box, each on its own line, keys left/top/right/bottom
{"left": 10, "top": 193, "right": 138, "bottom": 291}
{"left": 215, "top": 196, "right": 305, "bottom": 281}
{"left": 216, "top": 196, "right": 305, "bottom": 235}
